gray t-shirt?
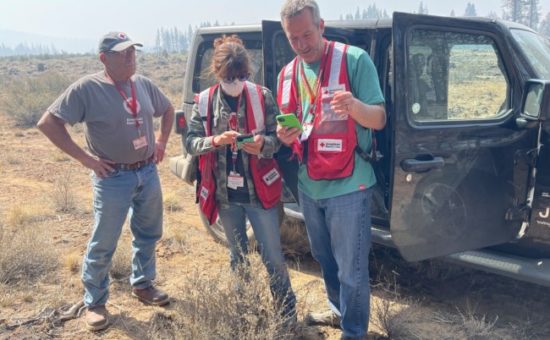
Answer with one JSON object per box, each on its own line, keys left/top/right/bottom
{"left": 48, "top": 72, "right": 171, "bottom": 164}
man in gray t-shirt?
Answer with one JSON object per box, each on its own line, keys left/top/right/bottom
{"left": 37, "top": 31, "right": 174, "bottom": 332}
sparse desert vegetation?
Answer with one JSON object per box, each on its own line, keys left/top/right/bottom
{"left": 1, "top": 53, "right": 550, "bottom": 339}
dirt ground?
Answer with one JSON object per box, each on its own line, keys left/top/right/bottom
{"left": 2, "top": 112, "right": 550, "bottom": 340}
{"left": 1, "top": 55, "right": 550, "bottom": 339}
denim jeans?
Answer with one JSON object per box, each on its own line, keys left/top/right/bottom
{"left": 218, "top": 203, "right": 296, "bottom": 316}
{"left": 82, "top": 163, "right": 163, "bottom": 307}
{"left": 299, "top": 188, "right": 372, "bottom": 339}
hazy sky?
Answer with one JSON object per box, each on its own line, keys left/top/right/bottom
{"left": 1, "top": 0, "right": 550, "bottom": 46}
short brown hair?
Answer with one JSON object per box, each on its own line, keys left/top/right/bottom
{"left": 210, "top": 35, "right": 250, "bottom": 80}
{"left": 280, "top": 0, "right": 321, "bottom": 25}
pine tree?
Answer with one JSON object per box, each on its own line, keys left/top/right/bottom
{"left": 502, "top": 0, "right": 524, "bottom": 23}
{"left": 526, "top": 0, "right": 540, "bottom": 29}
{"left": 417, "top": 1, "right": 428, "bottom": 14}
{"left": 464, "top": 3, "right": 477, "bottom": 16}
{"left": 539, "top": 12, "right": 550, "bottom": 37}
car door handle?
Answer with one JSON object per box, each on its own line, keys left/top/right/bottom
{"left": 400, "top": 156, "right": 445, "bottom": 172}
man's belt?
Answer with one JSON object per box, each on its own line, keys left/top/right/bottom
{"left": 116, "top": 156, "right": 155, "bottom": 171}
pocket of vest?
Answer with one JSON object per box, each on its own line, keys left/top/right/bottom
{"left": 250, "top": 158, "right": 282, "bottom": 209}
{"left": 308, "top": 134, "right": 355, "bottom": 180}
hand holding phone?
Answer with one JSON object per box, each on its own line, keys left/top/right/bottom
{"left": 236, "top": 133, "right": 254, "bottom": 149}
{"left": 276, "top": 113, "right": 302, "bottom": 131}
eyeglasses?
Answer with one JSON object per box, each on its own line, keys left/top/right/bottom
{"left": 222, "top": 73, "right": 250, "bottom": 83}
{"left": 106, "top": 46, "right": 137, "bottom": 56}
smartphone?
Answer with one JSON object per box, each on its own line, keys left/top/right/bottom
{"left": 276, "top": 113, "right": 302, "bottom": 131}
{"left": 236, "top": 133, "right": 254, "bottom": 149}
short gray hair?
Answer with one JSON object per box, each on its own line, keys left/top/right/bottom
{"left": 280, "top": 0, "right": 321, "bottom": 25}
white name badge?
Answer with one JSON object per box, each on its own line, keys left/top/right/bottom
{"left": 227, "top": 172, "right": 244, "bottom": 190}
{"left": 200, "top": 186, "right": 209, "bottom": 200}
{"left": 132, "top": 136, "right": 148, "bottom": 150}
{"left": 262, "top": 168, "right": 280, "bottom": 186}
{"left": 301, "top": 123, "right": 313, "bottom": 141}
{"left": 317, "top": 139, "right": 343, "bottom": 152}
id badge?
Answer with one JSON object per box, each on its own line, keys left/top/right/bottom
{"left": 321, "top": 84, "right": 346, "bottom": 122}
{"left": 227, "top": 172, "right": 244, "bottom": 189}
{"left": 301, "top": 123, "right": 313, "bottom": 141}
{"left": 132, "top": 136, "right": 148, "bottom": 150}
{"left": 300, "top": 113, "right": 314, "bottom": 141}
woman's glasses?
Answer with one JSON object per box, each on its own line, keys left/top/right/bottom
{"left": 222, "top": 73, "right": 250, "bottom": 83}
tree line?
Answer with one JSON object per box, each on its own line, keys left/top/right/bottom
{"left": 2, "top": 1, "right": 550, "bottom": 57}
{"left": 340, "top": 0, "right": 550, "bottom": 37}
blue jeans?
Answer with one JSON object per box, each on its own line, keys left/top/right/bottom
{"left": 218, "top": 203, "right": 296, "bottom": 316}
{"left": 82, "top": 163, "right": 163, "bottom": 307}
{"left": 299, "top": 189, "right": 372, "bottom": 339}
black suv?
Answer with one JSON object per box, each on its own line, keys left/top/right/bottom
{"left": 171, "top": 12, "right": 550, "bottom": 287}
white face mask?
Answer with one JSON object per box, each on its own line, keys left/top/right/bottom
{"left": 220, "top": 80, "right": 245, "bottom": 97}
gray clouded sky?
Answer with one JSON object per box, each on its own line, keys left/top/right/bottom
{"left": 1, "top": 0, "right": 549, "bottom": 47}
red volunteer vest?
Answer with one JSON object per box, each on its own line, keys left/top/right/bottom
{"left": 277, "top": 41, "right": 357, "bottom": 180}
{"left": 197, "top": 82, "right": 282, "bottom": 224}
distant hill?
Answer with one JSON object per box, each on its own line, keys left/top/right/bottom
{"left": 0, "top": 29, "right": 97, "bottom": 56}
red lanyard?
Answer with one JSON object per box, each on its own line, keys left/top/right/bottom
{"left": 227, "top": 93, "right": 243, "bottom": 172}
{"left": 114, "top": 80, "right": 139, "bottom": 129}
{"left": 228, "top": 93, "right": 242, "bottom": 132}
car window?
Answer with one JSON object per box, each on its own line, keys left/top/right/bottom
{"left": 193, "top": 39, "right": 264, "bottom": 94}
{"left": 407, "top": 29, "right": 508, "bottom": 123}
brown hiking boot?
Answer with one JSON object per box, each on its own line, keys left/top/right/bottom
{"left": 132, "top": 286, "right": 170, "bottom": 306}
{"left": 85, "top": 305, "right": 109, "bottom": 331}
{"left": 304, "top": 310, "right": 341, "bottom": 328}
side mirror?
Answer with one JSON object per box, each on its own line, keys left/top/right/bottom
{"left": 521, "top": 80, "right": 550, "bottom": 121}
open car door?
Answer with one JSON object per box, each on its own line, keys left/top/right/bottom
{"left": 390, "top": 12, "right": 539, "bottom": 261}
{"left": 261, "top": 20, "right": 369, "bottom": 201}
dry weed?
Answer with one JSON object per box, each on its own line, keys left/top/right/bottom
{"left": 0, "top": 223, "right": 58, "bottom": 285}
{"left": 0, "top": 72, "right": 71, "bottom": 127}
{"left": 163, "top": 191, "right": 183, "bottom": 212}
{"left": 148, "top": 256, "right": 298, "bottom": 340}
{"left": 110, "top": 231, "right": 133, "bottom": 280}
{"left": 371, "top": 280, "right": 426, "bottom": 339}
{"left": 52, "top": 171, "right": 77, "bottom": 213}
{"left": 0, "top": 283, "right": 15, "bottom": 307}
{"left": 163, "top": 225, "right": 188, "bottom": 254}
{"left": 63, "top": 251, "right": 81, "bottom": 274}
{"left": 5, "top": 205, "right": 36, "bottom": 227}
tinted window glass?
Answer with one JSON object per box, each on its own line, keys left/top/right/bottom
{"left": 407, "top": 29, "right": 508, "bottom": 122}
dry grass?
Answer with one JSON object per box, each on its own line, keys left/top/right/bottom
{"left": 5, "top": 206, "right": 36, "bottom": 227}
{"left": 63, "top": 251, "right": 81, "bottom": 274}
{"left": 0, "top": 222, "right": 58, "bottom": 285}
{"left": 0, "top": 71, "right": 71, "bottom": 127}
{"left": 52, "top": 171, "right": 77, "bottom": 213}
{"left": 148, "top": 256, "right": 298, "bottom": 340}
{"left": 163, "top": 191, "right": 183, "bottom": 212}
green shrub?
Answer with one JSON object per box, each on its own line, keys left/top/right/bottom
{"left": 1, "top": 72, "right": 70, "bottom": 127}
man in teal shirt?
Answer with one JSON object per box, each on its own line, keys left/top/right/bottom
{"left": 276, "top": 1, "right": 386, "bottom": 338}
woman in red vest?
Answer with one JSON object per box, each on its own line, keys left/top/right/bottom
{"left": 185, "top": 35, "right": 296, "bottom": 323}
